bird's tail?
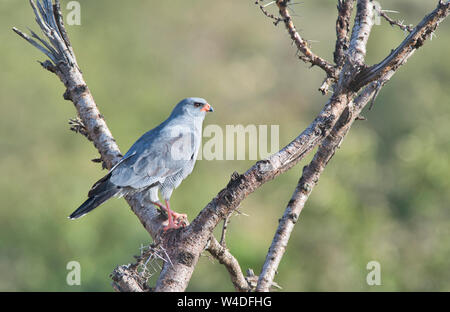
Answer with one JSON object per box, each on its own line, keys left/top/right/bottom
{"left": 69, "top": 173, "right": 120, "bottom": 220}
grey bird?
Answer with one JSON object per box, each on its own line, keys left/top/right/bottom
{"left": 69, "top": 97, "right": 213, "bottom": 230}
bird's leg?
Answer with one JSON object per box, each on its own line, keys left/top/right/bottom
{"left": 172, "top": 211, "right": 188, "bottom": 225}
{"left": 162, "top": 200, "right": 182, "bottom": 231}
{"left": 166, "top": 200, "right": 189, "bottom": 227}
{"left": 152, "top": 201, "right": 167, "bottom": 216}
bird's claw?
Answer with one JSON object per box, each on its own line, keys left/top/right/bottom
{"left": 153, "top": 201, "right": 188, "bottom": 231}
{"left": 163, "top": 222, "right": 182, "bottom": 231}
{"left": 172, "top": 212, "right": 187, "bottom": 222}
{"left": 162, "top": 211, "right": 188, "bottom": 231}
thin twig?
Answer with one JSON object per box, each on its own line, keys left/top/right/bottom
{"left": 68, "top": 117, "right": 90, "bottom": 140}
{"left": 256, "top": 0, "right": 282, "bottom": 25}
{"left": 380, "top": 11, "right": 414, "bottom": 33}
{"left": 276, "top": 0, "right": 337, "bottom": 79}
{"left": 246, "top": 268, "right": 282, "bottom": 291}
{"left": 219, "top": 215, "right": 230, "bottom": 247}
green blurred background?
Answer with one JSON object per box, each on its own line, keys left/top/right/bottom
{"left": 0, "top": 0, "right": 449, "bottom": 291}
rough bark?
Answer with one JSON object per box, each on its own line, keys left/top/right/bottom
{"left": 255, "top": 0, "right": 449, "bottom": 291}
{"left": 256, "top": 72, "right": 397, "bottom": 291}
{"left": 14, "top": 0, "right": 450, "bottom": 292}
{"left": 276, "top": 0, "right": 337, "bottom": 79}
{"left": 351, "top": 1, "right": 450, "bottom": 90}
{"left": 334, "top": 0, "right": 356, "bottom": 67}
{"left": 206, "top": 237, "right": 251, "bottom": 292}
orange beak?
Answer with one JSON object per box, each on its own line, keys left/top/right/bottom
{"left": 200, "top": 103, "right": 213, "bottom": 112}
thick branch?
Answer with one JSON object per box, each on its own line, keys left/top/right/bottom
{"left": 346, "top": 0, "right": 374, "bottom": 66}
{"left": 351, "top": 0, "right": 450, "bottom": 90}
{"left": 110, "top": 265, "right": 147, "bottom": 292}
{"left": 207, "top": 237, "right": 250, "bottom": 292}
{"left": 334, "top": 0, "right": 355, "bottom": 66}
{"left": 256, "top": 0, "right": 448, "bottom": 292}
{"left": 337, "top": 0, "right": 374, "bottom": 90}
{"left": 154, "top": 0, "right": 448, "bottom": 289}
{"left": 153, "top": 1, "right": 382, "bottom": 292}
{"left": 255, "top": 75, "right": 392, "bottom": 292}
{"left": 153, "top": 89, "right": 355, "bottom": 291}
{"left": 16, "top": 0, "right": 450, "bottom": 293}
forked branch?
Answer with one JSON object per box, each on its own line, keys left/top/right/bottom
{"left": 256, "top": 0, "right": 449, "bottom": 291}
{"left": 256, "top": 71, "right": 397, "bottom": 291}
{"left": 351, "top": 0, "right": 450, "bottom": 90}
{"left": 14, "top": 0, "right": 450, "bottom": 292}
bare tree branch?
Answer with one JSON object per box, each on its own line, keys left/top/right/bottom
{"left": 380, "top": 11, "right": 414, "bottom": 33}
{"left": 351, "top": 0, "right": 450, "bottom": 91}
{"left": 110, "top": 243, "right": 174, "bottom": 292}
{"left": 151, "top": 2, "right": 379, "bottom": 285}
{"left": 334, "top": 0, "right": 355, "bottom": 67}
{"left": 255, "top": 0, "right": 375, "bottom": 290}
{"left": 152, "top": 14, "right": 377, "bottom": 286}
{"left": 206, "top": 237, "right": 251, "bottom": 292}
{"left": 255, "top": 0, "right": 450, "bottom": 291}
{"left": 346, "top": 0, "right": 374, "bottom": 68}
{"left": 318, "top": 76, "right": 333, "bottom": 95}
{"left": 110, "top": 265, "right": 147, "bottom": 292}
{"left": 256, "top": 0, "right": 282, "bottom": 25}
{"left": 334, "top": 0, "right": 374, "bottom": 94}
{"left": 246, "top": 268, "right": 282, "bottom": 290}
{"left": 14, "top": 0, "right": 450, "bottom": 292}
{"left": 13, "top": 0, "right": 168, "bottom": 241}
{"left": 153, "top": 89, "right": 356, "bottom": 290}
{"left": 14, "top": 1, "right": 120, "bottom": 167}
{"left": 275, "top": 0, "right": 337, "bottom": 79}
{"left": 256, "top": 70, "right": 396, "bottom": 292}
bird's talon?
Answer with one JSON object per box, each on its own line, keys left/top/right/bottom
{"left": 163, "top": 222, "right": 181, "bottom": 231}
{"left": 173, "top": 212, "right": 187, "bottom": 220}
{"left": 173, "top": 213, "right": 188, "bottom": 227}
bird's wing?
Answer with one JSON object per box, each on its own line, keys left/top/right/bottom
{"left": 109, "top": 126, "right": 195, "bottom": 189}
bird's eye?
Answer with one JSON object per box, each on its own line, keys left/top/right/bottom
{"left": 193, "top": 102, "right": 202, "bottom": 108}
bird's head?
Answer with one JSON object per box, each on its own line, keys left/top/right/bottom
{"left": 172, "top": 97, "right": 213, "bottom": 119}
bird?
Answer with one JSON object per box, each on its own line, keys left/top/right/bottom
{"left": 69, "top": 97, "right": 213, "bottom": 231}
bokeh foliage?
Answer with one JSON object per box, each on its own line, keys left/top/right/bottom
{"left": 0, "top": 0, "right": 449, "bottom": 291}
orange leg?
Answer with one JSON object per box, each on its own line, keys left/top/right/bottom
{"left": 160, "top": 200, "right": 187, "bottom": 231}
